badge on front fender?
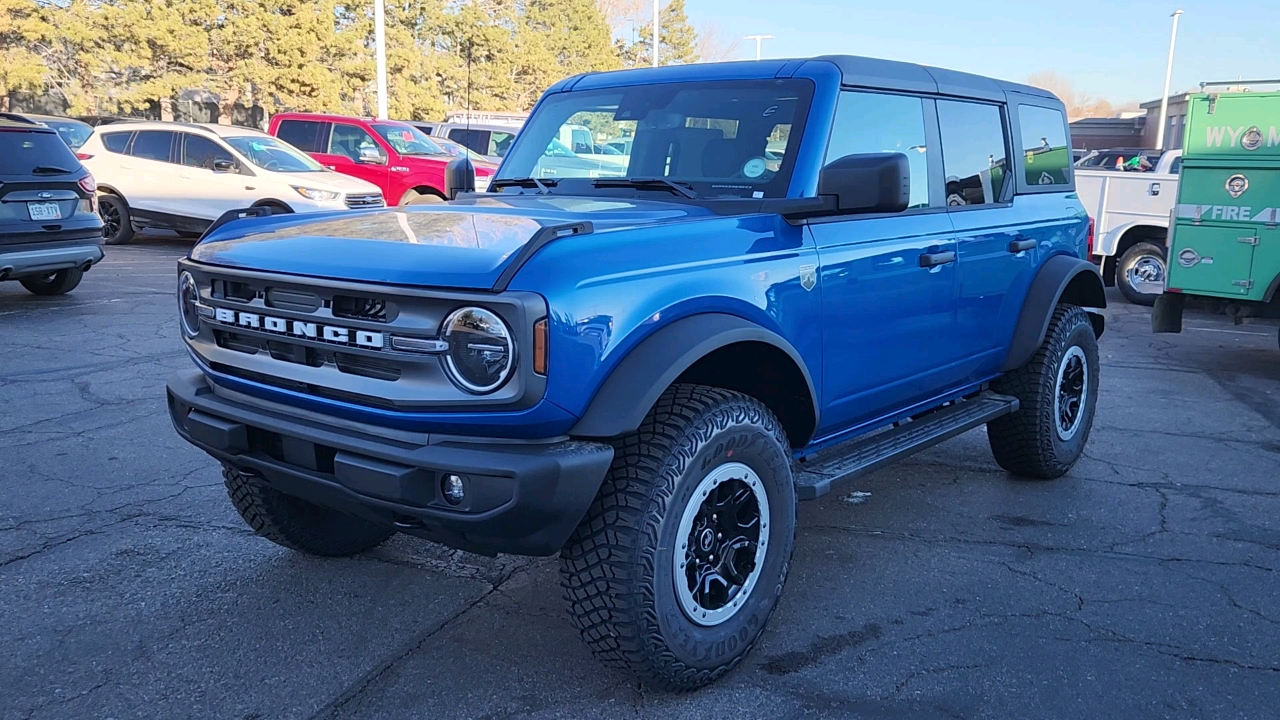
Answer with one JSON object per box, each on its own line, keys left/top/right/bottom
{"left": 799, "top": 265, "right": 816, "bottom": 292}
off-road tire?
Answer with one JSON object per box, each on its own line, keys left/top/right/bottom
{"left": 98, "top": 194, "right": 135, "bottom": 245}
{"left": 987, "top": 304, "right": 1100, "bottom": 479}
{"left": 20, "top": 268, "right": 84, "bottom": 296}
{"left": 223, "top": 464, "right": 395, "bottom": 556}
{"left": 1117, "top": 241, "right": 1166, "bottom": 306}
{"left": 559, "top": 384, "right": 797, "bottom": 690}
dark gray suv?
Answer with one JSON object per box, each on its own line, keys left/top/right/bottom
{"left": 0, "top": 116, "right": 104, "bottom": 295}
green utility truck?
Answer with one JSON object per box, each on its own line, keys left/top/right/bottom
{"left": 1153, "top": 81, "right": 1280, "bottom": 348}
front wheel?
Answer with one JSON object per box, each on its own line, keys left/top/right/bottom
{"left": 987, "top": 304, "right": 1100, "bottom": 479}
{"left": 559, "top": 385, "right": 796, "bottom": 690}
{"left": 1117, "top": 241, "right": 1166, "bottom": 306}
{"left": 223, "top": 465, "right": 395, "bottom": 556}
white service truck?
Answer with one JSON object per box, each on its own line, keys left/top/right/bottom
{"left": 1076, "top": 149, "right": 1182, "bottom": 305}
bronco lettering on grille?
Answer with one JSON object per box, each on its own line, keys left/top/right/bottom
{"left": 212, "top": 307, "right": 383, "bottom": 349}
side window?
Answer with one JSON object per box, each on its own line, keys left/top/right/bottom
{"left": 937, "top": 100, "right": 1009, "bottom": 206}
{"left": 825, "top": 91, "right": 930, "bottom": 209}
{"left": 329, "top": 123, "right": 382, "bottom": 162}
{"left": 101, "top": 132, "right": 131, "bottom": 154}
{"left": 128, "top": 130, "right": 175, "bottom": 162}
{"left": 490, "top": 131, "right": 516, "bottom": 157}
{"left": 276, "top": 120, "right": 326, "bottom": 152}
{"left": 1017, "top": 104, "right": 1070, "bottom": 187}
{"left": 182, "top": 134, "right": 235, "bottom": 170}
{"left": 448, "top": 128, "right": 486, "bottom": 155}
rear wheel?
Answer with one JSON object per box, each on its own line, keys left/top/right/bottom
{"left": 98, "top": 194, "right": 134, "bottom": 245}
{"left": 19, "top": 268, "right": 84, "bottom": 296}
{"left": 1117, "top": 241, "right": 1166, "bottom": 306}
{"left": 560, "top": 385, "right": 796, "bottom": 690}
{"left": 987, "top": 304, "right": 1100, "bottom": 479}
{"left": 223, "top": 465, "right": 395, "bottom": 556}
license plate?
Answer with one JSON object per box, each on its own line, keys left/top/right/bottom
{"left": 27, "top": 202, "right": 62, "bottom": 221}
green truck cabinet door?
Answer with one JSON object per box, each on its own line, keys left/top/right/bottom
{"left": 1167, "top": 223, "right": 1256, "bottom": 297}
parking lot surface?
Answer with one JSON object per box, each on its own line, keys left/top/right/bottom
{"left": 3, "top": 238, "right": 1279, "bottom": 720}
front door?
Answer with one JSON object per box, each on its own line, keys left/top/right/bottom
{"left": 320, "top": 123, "right": 389, "bottom": 192}
{"left": 174, "top": 133, "right": 260, "bottom": 221}
{"left": 809, "top": 90, "right": 963, "bottom": 434}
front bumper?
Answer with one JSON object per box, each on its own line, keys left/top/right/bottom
{"left": 0, "top": 239, "right": 104, "bottom": 279}
{"left": 167, "top": 370, "right": 614, "bottom": 556}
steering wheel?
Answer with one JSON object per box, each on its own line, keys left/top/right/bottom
{"left": 260, "top": 157, "right": 283, "bottom": 171}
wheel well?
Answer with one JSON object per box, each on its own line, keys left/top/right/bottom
{"left": 1060, "top": 271, "right": 1107, "bottom": 337}
{"left": 674, "top": 341, "right": 816, "bottom": 448}
{"left": 402, "top": 186, "right": 446, "bottom": 205}
{"left": 1103, "top": 226, "right": 1166, "bottom": 285}
{"left": 252, "top": 200, "right": 293, "bottom": 213}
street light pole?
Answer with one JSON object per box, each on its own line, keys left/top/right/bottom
{"left": 374, "top": 0, "right": 388, "bottom": 119}
{"left": 1156, "top": 9, "right": 1184, "bottom": 150}
{"left": 744, "top": 35, "right": 774, "bottom": 61}
{"left": 652, "top": 0, "right": 660, "bottom": 67}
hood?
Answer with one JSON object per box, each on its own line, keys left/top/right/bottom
{"left": 190, "top": 194, "right": 715, "bottom": 289}
{"left": 276, "top": 170, "right": 382, "bottom": 196}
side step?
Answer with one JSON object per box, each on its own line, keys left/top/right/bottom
{"left": 793, "top": 392, "right": 1019, "bottom": 500}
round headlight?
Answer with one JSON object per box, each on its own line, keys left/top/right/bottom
{"left": 441, "top": 307, "right": 514, "bottom": 393}
{"left": 178, "top": 271, "right": 201, "bottom": 338}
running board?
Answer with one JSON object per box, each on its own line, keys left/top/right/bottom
{"left": 793, "top": 392, "right": 1019, "bottom": 500}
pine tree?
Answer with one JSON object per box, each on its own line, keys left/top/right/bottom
{"left": 618, "top": 0, "right": 699, "bottom": 67}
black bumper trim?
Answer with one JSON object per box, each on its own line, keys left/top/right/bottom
{"left": 167, "top": 370, "right": 614, "bottom": 556}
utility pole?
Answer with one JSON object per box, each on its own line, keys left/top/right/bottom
{"left": 1156, "top": 9, "right": 1184, "bottom": 150}
{"left": 744, "top": 35, "right": 774, "bottom": 61}
{"left": 374, "top": 0, "right": 388, "bottom": 119}
{"left": 652, "top": 0, "right": 660, "bottom": 67}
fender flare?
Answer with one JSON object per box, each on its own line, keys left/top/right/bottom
{"left": 1002, "top": 255, "right": 1107, "bottom": 372}
{"left": 1265, "top": 272, "right": 1280, "bottom": 304}
{"left": 569, "top": 313, "right": 819, "bottom": 439}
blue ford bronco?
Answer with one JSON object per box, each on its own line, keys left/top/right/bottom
{"left": 168, "top": 56, "right": 1105, "bottom": 688}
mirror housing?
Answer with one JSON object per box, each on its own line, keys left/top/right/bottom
{"left": 212, "top": 159, "right": 237, "bottom": 173}
{"left": 443, "top": 157, "right": 476, "bottom": 199}
{"left": 818, "top": 152, "right": 911, "bottom": 215}
{"left": 357, "top": 147, "right": 386, "bottom": 165}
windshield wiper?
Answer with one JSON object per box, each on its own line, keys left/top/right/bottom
{"left": 31, "top": 165, "right": 74, "bottom": 175}
{"left": 592, "top": 177, "right": 698, "bottom": 199}
{"left": 490, "top": 177, "right": 557, "bottom": 194}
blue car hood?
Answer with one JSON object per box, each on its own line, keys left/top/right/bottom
{"left": 190, "top": 195, "right": 715, "bottom": 289}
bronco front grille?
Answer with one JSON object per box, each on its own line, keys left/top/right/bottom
{"left": 345, "top": 194, "right": 384, "bottom": 209}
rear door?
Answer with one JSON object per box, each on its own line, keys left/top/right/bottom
{"left": 120, "top": 129, "right": 181, "bottom": 216}
{"left": 275, "top": 118, "right": 332, "bottom": 165}
{"left": 173, "top": 133, "right": 259, "bottom": 220}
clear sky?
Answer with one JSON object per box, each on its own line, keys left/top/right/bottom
{"left": 683, "top": 0, "right": 1280, "bottom": 105}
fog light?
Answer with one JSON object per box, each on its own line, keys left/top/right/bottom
{"left": 442, "top": 474, "right": 465, "bottom": 505}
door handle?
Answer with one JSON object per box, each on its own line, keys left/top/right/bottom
{"left": 1008, "top": 238, "right": 1037, "bottom": 253}
{"left": 919, "top": 250, "right": 956, "bottom": 268}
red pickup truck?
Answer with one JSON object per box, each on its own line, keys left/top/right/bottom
{"left": 268, "top": 112, "right": 494, "bottom": 205}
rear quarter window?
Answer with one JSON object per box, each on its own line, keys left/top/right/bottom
{"left": 1018, "top": 105, "right": 1071, "bottom": 187}
{"left": 101, "top": 132, "right": 132, "bottom": 154}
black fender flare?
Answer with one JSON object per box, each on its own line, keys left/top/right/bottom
{"left": 1002, "top": 255, "right": 1107, "bottom": 372}
{"left": 569, "top": 313, "right": 819, "bottom": 439}
{"left": 1264, "top": 272, "right": 1280, "bottom": 304}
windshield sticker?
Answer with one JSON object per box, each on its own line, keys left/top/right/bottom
{"left": 742, "top": 157, "right": 767, "bottom": 178}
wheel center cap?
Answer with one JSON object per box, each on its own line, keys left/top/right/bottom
{"left": 699, "top": 527, "right": 716, "bottom": 552}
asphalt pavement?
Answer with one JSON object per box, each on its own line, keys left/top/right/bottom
{"left": 2, "top": 237, "right": 1278, "bottom": 719}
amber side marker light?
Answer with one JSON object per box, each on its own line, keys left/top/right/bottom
{"left": 533, "top": 318, "right": 548, "bottom": 375}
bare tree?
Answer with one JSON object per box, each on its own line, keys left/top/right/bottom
{"left": 695, "top": 22, "right": 740, "bottom": 63}
{"left": 1025, "top": 70, "right": 1131, "bottom": 121}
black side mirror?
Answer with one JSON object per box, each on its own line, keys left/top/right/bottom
{"left": 212, "top": 159, "right": 237, "bottom": 173}
{"left": 818, "top": 152, "right": 910, "bottom": 215}
{"left": 443, "top": 157, "right": 476, "bottom": 200}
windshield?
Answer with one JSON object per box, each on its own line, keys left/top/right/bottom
{"left": 372, "top": 124, "right": 450, "bottom": 156}
{"left": 496, "top": 79, "right": 814, "bottom": 198}
{"left": 225, "top": 136, "right": 325, "bottom": 172}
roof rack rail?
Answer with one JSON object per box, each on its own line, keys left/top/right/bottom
{"left": 0, "top": 112, "right": 39, "bottom": 125}
{"left": 1199, "top": 79, "right": 1280, "bottom": 90}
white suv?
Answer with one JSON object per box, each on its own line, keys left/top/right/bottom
{"left": 78, "top": 122, "right": 384, "bottom": 244}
